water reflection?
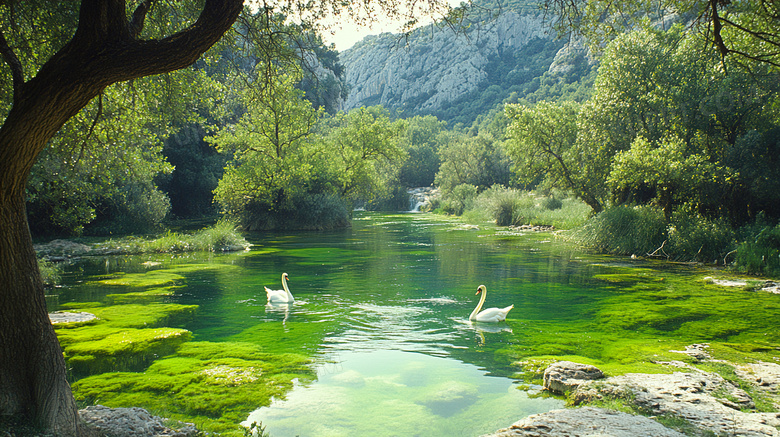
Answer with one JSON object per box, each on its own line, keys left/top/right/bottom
{"left": 244, "top": 349, "right": 561, "bottom": 437}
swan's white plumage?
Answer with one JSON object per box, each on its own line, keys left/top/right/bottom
{"left": 265, "top": 273, "right": 294, "bottom": 303}
{"left": 469, "top": 285, "right": 512, "bottom": 323}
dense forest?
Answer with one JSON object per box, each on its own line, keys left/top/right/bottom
{"left": 7, "top": 0, "right": 780, "bottom": 279}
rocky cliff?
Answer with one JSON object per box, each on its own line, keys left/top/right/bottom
{"left": 339, "top": 10, "right": 574, "bottom": 121}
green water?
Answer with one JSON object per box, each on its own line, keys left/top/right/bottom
{"left": 54, "top": 212, "right": 780, "bottom": 436}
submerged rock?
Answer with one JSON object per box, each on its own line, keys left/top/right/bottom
{"left": 543, "top": 361, "right": 604, "bottom": 394}
{"left": 79, "top": 405, "right": 197, "bottom": 437}
{"left": 482, "top": 406, "right": 685, "bottom": 437}
{"left": 49, "top": 311, "right": 97, "bottom": 324}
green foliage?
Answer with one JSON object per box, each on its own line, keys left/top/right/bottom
{"left": 90, "top": 221, "right": 250, "bottom": 254}
{"left": 608, "top": 136, "right": 720, "bottom": 219}
{"left": 467, "top": 186, "right": 589, "bottom": 229}
{"left": 506, "top": 100, "right": 607, "bottom": 213}
{"left": 574, "top": 205, "right": 667, "bottom": 256}
{"left": 667, "top": 208, "right": 735, "bottom": 263}
{"left": 435, "top": 132, "right": 511, "bottom": 195}
{"left": 396, "top": 115, "right": 448, "bottom": 187}
{"left": 735, "top": 221, "right": 780, "bottom": 276}
{"left": 322, "top": 106, "right": 407, "bottom": 204}
{"left": 38, "top": 259, "right": 62, "bottom": 288}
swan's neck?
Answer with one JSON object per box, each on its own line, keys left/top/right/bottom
{"left": 282, "top": 276, "right": 292, "bottom": 299}
{"left": 469, "top": 290, "right": 486, "bottom": 321}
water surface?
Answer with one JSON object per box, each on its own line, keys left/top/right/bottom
{"left": 55, "top": 212, "right": 780, "bottom": 436}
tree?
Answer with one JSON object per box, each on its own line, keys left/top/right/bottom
{"left": 323, "top": 106, "right": 407, "bottom": 204}
{"left": 504, "top": 100, "right": 606, "bottom": 212}
{"left": 210, "top": 68, "right": 324, "bottom": 228}
{"left": 434, "top": 131, "right": 512, "bottom": 195}
{"left": 544, "top": 0, "right": 780, "bottom": 68}
{"left": 0, "top": 2, "right": 242, "bottom": 434}
{"left": 607, "top": 136, "right": 718, "bottom": 219}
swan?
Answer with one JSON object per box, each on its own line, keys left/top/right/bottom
{"left": 265, "top": 273, "right": 294, "bottom": 303}
{"left": 469, "top": 285, "right": 513, "bottom": 323}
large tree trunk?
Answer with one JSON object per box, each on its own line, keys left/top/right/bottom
{"left": 0, "top": 1, "right": 242, "bottom": 434}
{"left": 0, "top": 189, "right": 79, "bottom": 434}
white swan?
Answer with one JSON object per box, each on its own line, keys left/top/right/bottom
{"left": 265, "top": 273, "right": 294, "bottom": 303}
{"left": 469, "top": 285, "right": 513, "bottom": 323}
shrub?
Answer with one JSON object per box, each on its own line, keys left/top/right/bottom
{"left": 735, "top": 221, "right": 780, "bottom": 276}
{"left": 240, "top": 193, "right": 350, "bottom": 231}
{"left": 667, "top": 209, "right": 735, "bottom": 262}
{"left": 540, "top": 196, "right": 563, "bottom": 211}
{"left": 38, "top": 259, "right": 61, "bottom": 287}
{"left": 474, "top": 185, "right": 536, "bottom": 226}
{"left": 574, "top": 205, "right": 667, "bottom": 256}
{"left": 438, "top": 184, "right": 478, "bottom": 215}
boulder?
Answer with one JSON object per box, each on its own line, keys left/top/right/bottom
{"left": 543, "top": 361, "right": 604, "bottom": 394}
{"left": 79, "top": 405, "right": 197, "bottom": 437}
{"left": 572, "top": 370, "right": 780, "bottom": 436}
{"left": 481, "top": 406, "right": 686, "bottom": 437}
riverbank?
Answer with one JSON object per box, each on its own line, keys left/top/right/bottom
{"left": 484, "top": 345, "right": 780, "bottom": 437}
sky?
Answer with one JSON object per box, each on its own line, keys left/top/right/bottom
{"left": 319, "top": 18, "right": 417, "bottom": 51}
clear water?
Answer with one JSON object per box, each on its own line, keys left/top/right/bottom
{"left": 54, "top": 212, "right": 780, "bottom": 436}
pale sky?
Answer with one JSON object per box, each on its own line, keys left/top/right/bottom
{"left": 320, "top": 19, "right": 416, "bottom": 52}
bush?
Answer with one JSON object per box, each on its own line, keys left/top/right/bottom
{"left": 540, "top": 196, "right": 563, "bottom": 210}
{"left": 735, "top": 221, "right": 780, "bottom": 276}
{"left": 240, "top": 193, "right": 350, "bottom": 231}
{"left": 574, "top": 205, "right": 667, "bottom": 256}
{"left": 438, "top": 184, "right": 478, "bottom": 215}
{"left": 474, "top": 185, "right": 536, "bottom": 226}
{"left": 38, "top": 259, "right": 61, "bottom": 287}
{"left": 667, "top": 209, "right": 735, "bottom": 262}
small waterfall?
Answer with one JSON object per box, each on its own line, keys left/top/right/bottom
{"left": 407, "top": 187, "right": 438, "bottom": 212}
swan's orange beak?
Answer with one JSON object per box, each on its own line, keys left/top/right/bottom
{"left": 475, "top": 288, "right": 481, "bottom": 295}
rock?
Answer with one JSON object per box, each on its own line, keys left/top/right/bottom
{"left": 481, "top": 406, "right": 686, "bottom": 437}
{"left": 737, "top": 361, "right": 780, "bottom": 406}
{"left": 572, "top": 370, "right": 780, "bottom": 436}
{"left": 34, "top": 239, "right": 91, "bottom": 257}
{"left": 49, "top": 311, "right": 97, "bottom": 324}
{"left": 79, "top": 405, "right": 198, "bottom": 437}
{"left": 669, "top": 343, "right": 712, "bottom": 361}
{"left": 341, "top": 12, "right": 552, "bottom": 113}
{"left": 543, "top": 361, "right": 604, "bottom": 394}
{"left": 418, "top": 381, "right": 478, "bottom": 417}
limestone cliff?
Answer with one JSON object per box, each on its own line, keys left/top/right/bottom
{"left": 339, "top": 10, "right": 565, "bottom": 118}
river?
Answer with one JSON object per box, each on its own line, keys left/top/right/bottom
{"left": 52, "top": 212, "right": 780, "bottom": 436}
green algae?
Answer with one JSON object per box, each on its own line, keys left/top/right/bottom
{"left": 55, "top": 303, "right": 198, "bottom": 376}
{"left": 503, "top": 263, "right": 780, "bottom": 380}
{"left": 54, "top": 212, "right": 780, "bottom": 435}
{"left": 95, "top": 263, "right": 238, "bottom": 288}
{"left": 72, "top": 341, "right": 314, "bottom": 437}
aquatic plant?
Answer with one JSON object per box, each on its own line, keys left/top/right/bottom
{"left": 72, "top": 342, "right": 314, "bottom": 436}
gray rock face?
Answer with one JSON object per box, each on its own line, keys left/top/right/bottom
{"left": 482, "top": 406, "right": 686, "bottom": 437}
{"left": 79, "top": 405, "right": 197, "bottom": 437}
{"left": 340, "top": 12, "right": 551, "bottom": 112}
{"left": 543, "top": 360, "right": 604, "bottom": 394}
{"left": 573, "top": 369, "right": 780, "bottom": 436}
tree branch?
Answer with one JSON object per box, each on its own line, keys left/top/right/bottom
{"left": 129, "top": 0, "right": 155, "bottom": 39}
{"left": 0, "top": 28, "right": 25, "bottom": 101}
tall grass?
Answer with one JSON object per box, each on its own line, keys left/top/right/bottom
{"left": 734, "top": 220, "right": 780, "bottom": 276}
{"left": 573, "top": 205, "right": 737, "bottom": 262}
{"left": 462, "top": 185, "right": 589, "bottom": 230}
{"left": 573, "top": 205, "right": 667, "bottom": 256}
{"left": 95, "top": 219, "right": 250, "bottom": 254}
